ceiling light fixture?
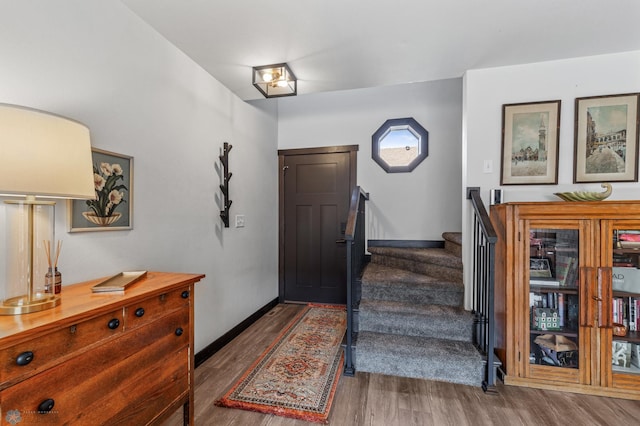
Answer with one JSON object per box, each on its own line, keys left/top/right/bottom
{"left": 252, "top": 63, "right": 297, "bottom": 98}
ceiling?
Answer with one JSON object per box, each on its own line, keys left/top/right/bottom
{"left": 121, "top": 0, "right": 640, "bottom": 101}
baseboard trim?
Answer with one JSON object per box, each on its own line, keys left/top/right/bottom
{"left": 368, "top": 239, "right": 444, "bottom": 248}
{"left": 194, "top": 297, "right": 279, "bottom": 368}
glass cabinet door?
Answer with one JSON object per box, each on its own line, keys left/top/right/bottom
{"left": 610, "top": 226, "right": 640, "bottom": 377}
{"left": 527, "top": 226, "right": 581, "bottom": 376}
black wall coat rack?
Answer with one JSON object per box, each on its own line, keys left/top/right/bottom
{"left": 219, "top": 142, "right": 232, "bottom": 227}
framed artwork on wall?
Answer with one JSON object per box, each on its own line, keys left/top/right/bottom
{"left": 574, "top": 93, "right": 640, "bottom": 183}
{"left": 68, "top": 148, "right": 133, "bottom": 232}
{"left": 500, "top": 100, "right": 561, "bottom": 185}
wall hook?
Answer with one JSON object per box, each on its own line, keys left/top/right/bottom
{"left": 219, "top": 142, "right": 232, "bottom": 227}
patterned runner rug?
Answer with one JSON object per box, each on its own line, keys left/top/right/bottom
{"left": 215, "top": 305, "right": 346, "bottom": 423}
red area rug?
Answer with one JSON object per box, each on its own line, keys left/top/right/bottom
{"left": 215, "top": 305, "right": 346, "bottom": 423}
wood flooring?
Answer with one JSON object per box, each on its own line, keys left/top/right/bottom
{"left": 163, "top": 304, "right": 640, "bottom": 425}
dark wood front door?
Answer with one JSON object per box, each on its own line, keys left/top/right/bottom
{"left": 279, "top": 146, "right": 357, "bottom": 304}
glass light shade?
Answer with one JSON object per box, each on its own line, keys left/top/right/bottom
{"left": 0, "top": 104, "right": 95, "bottom": 314}
{"left": 1, "top": 201, "right": 58, "bottom": 313}
{"left": 252, "top": 63, "right": 297, "bottom": 98}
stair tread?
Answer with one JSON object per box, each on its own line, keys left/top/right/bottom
{"left": 357, "top": 331, "right": 480, "bottom": 358}
{"left": 360, "top": 299, "right": 470, "bottom": 318}
{"left": 356, "top": 331, "right": 483, "bottom": 386}
{"left": 359, "top": 300, "right": 473, "bottom": 341}
{"left": 368, "top": 246, "right": 462, "bottom": 269}
{"left": 442, "top": 232, "right": 462, "bottom": 245}
{"left": 362, "top": 263, "right": 463, "bottom": 290}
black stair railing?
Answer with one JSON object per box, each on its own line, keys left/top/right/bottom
{"left": 344, "top": 186, "right": 369, "bottom": 376}
{"left": 467, "top": 187, "right": 498, "bottom": 391}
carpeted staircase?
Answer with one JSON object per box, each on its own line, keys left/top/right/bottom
{"left": 354, "top": 232, "right": 484, "bottom": 386}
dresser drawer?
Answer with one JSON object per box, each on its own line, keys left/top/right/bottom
{"left": 0, "top": 307, "right": 189, "bottom": 425}
{"left": 0, "top": 309, "right": 124, "bottom": 387}
{"left": 124, "top": 286, "right": 191, "bottom": 330}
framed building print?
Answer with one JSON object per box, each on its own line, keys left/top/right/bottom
{"left": 68, "top": 148, "right": 133, "bottom": 232}
{"left": 574, "top": 93, "right": 640, "bottom": 183}
{"left": 500, "top": 100, "right": 561, "bottom": 185}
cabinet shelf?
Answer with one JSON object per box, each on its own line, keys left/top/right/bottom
{"left": 530, "top": 329, "right": 578, "bottom": 338}
{"left": 613, "top": 330, "right": 640, "bottom": 343}
{"left": 613, "top": 290, "right": 640, "bottom": 298}
{"left": 612, "top": 365, "right": 640, "bottom": 375}
{"left": 530, "top": 285, "right": 578, "bottom": 294}
{"left": 614, "top": 248, "right": 640, "bottom": 254}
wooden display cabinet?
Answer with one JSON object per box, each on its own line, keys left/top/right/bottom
{"left": 491, "top": 201, "right": 640, "bottom": 399}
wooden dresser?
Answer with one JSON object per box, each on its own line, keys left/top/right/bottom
{"left": 0, "top": 271, "right": 204, "bottom": 425}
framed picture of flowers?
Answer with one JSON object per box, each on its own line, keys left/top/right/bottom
{"left": 68, "top": 148, "right": 133, "bottom": 232}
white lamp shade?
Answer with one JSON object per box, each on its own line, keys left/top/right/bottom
{"left": 0, "top": 104, "right": 95, "bottom": 200}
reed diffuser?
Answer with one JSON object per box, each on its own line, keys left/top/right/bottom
{"left": 44, "top": 240, "right": 62, "bottom": 295}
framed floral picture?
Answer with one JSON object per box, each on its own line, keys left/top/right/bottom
{"left": 500, "top": 100, "right": 561, "bottom": 185}
{"left": 68, "top": 148, "right": 133, "bottom": 232}
{"left": 574, "top": 93, "right": 640, "bottom": 183}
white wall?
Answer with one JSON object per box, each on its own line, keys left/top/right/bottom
{"left": 277, "top": 79, "right": 463, "bottom": 240}
{"left": 462, "top": 50, "right": 640, "bottom": 308}
{"left": 0, "top": 0, "right": 279, "bottom": 352}
{"left": 7, "top": 2, "right": 635, "bottom": 346}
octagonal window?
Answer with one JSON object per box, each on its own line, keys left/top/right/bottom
{"left": 372, "top": 117, "right": 428, "bottom": 173}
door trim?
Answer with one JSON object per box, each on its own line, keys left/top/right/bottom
{"left": 278, "top": 145, "right": 358, "bottom": 303}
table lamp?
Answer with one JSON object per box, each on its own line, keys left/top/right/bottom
{"left": 0, "top": 104, "right": 95, "bottom": 314}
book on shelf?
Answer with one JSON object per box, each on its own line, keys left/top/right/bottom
{"left": 613, "top": 262, "right": 635, "bottom": 267}
{"left": 619, "top": 231, "right": 640, "bottom": 247}
{"left": 612, "top": 295, "right": 640, "bottom": 332}
{"left": 529, "top": 257, "right": 552, "bottom": 278}
{"left": 555, "top": 256, "right": 572, "bottom": 284}
{"left": 530, "top": 278, "right": 560, "bottom": 287}
{"left": 612, "top": 266, "right": 640, "bottom": 293}
{"left": 631, "top": 343, "right": 640, "bottom": 368}
{"left": 530, "top": 292, "right": 542, "bottom": 307}
{"left": 566, "top": 258, "right": 579, "bottom": 287}
{"left": 558, "top": 292, "right": 565, "bottom": 327}
{"left": 555, "top": 257, "right": 578, "bottom": 287}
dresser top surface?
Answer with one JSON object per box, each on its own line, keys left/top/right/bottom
{"left": 0, "top": 271, "right": 204, "bottom": 343}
